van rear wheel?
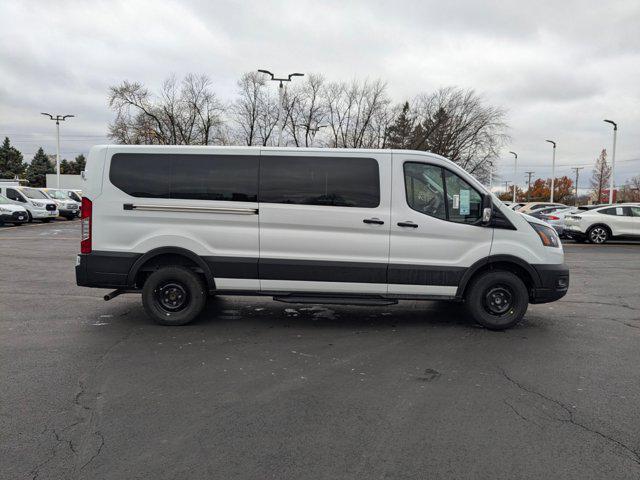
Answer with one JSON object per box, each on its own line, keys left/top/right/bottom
{"left": 142, "top": 266, "right": 207, "bottom": 326}
{"left": 465, "top": 270, "right": 528, "bottom": 330}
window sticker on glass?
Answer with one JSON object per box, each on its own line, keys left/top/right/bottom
{"left": 616, "top": 207, "right": 623, "bottom": 215}
{"left": 459, "top": 189, "right": 470, "bottom": 215}
{"left": 453, "top": 194, "right": 460, "bottom": 209}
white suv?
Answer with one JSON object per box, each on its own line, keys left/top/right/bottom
{"left": 564, "top": 204, "right": 640, "bottom": 244}
{"left": 0, "top": 186, "right": 58, "bottom": 222}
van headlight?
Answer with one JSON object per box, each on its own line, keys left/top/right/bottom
{"left": 529, "top": 222, "right": 560, "bottom": 248}
{"left": 0, "top": 206, "right": 10, "bottom": 212}
{"left": 32, "top": 201, "right": 44, "bottom": 207}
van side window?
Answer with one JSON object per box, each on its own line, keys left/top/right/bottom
{"left": 109, "top": 154, "right": 258, "bottom": 201}
{"left": 444, "top": 170, "right": 482, "bottom": 223}
{"left": 404, "top": 163, "right": 483, "bottom": 224}
{"left": 404, "top": 163, "right": 446, "bottom": 220}
{"left": 260, "top": 156, "right": 380, "bottom": 208}
{"left": 6, "top": 188, "right": 25, "bottom": 202}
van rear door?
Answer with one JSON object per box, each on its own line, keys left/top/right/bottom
{"left": 258, "top": 151, "right": 392, "bottom": 294}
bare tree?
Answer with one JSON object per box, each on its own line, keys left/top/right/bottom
{"left": 107, "top": 74, "right": 225, "bottom": 145}
{"left": 324, "top": 79, "right": 391, "bottom": 148}
{"left": 232, "top": 72, "right": 279, "bottom": 146}
{"left": 406, "top": 87, "right": 509, "bottom": 181}
{"left": 590, "top": 149, "right": 611, "bottom": 202}
{"left": 281, "top": 73, "right": 328, "bottom": 147}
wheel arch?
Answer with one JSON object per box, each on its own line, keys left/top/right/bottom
{"left": 586, "top": 223, "right": 612, "bottom": 237}
{"left": 127, "top": 247, "right": 216, "bottom": 290}
{"left": 456, "top": 255, "right": 541, "bottom": 299}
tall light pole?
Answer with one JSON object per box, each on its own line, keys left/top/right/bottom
{"left": 41, "top": 113, "right": 74, "bottom": 188}
{"left": 571, "top": 167, "right": 584, "bottom": 206}
{"left": 503, "top": 180, "right": 511, "bottom": 197}
{"left": 258, "top": 70, "right": 304, "bottom": 147}
{"left": 545, "top": 140, "right": 556, "bottom": 202}
{"left": 604, "top": 119, "right": 617, "bottom": 204}
{"left": 509, "top": 151, "right": 518, "bottom": 202}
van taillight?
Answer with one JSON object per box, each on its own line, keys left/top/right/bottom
{"left": 81, "top": 197, "right": 92, "bottom": 254}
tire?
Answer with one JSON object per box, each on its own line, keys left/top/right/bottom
{"left": 587, "top": 225, "right": 610, "bottom": 244}
{"left": 142, "top": 266, "right": 207, "bottom": 326}
{"left": 465, "top": 270, "right": 529, "bottom": 330}
{"left": 27, "top": 211, "right": 33, "bottom": 223}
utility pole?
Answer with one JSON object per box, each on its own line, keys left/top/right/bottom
{"left": 503, "top": 180, "right": 511, "bottom": 198}
{"left": 258, "top": 70, "right": 304, "bottom": 147}
{"left": 545, "top": 140, "right": 556, "bottom": 203}
{"left": 604, "top": 119, "right": 617, "bottom": 204}
{"left": 525, "top": 171, "right": 535, "bottom": 201}
{"left": 41, "top": 113, "right": 74, "bottom": 188}
{"left": 509, "top": 151, "right": 518, "bottom": 202}
{"left": 571, "top": 167, "right": 584, "bottom": 206}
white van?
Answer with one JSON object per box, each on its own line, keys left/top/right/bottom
{"left": 0, "top": 186, "right": 58, "bottom": 222}
{"left": 76, "top": 146, "right": 569, "bottom": 330}
{"left": 41, "top": 188, "right": 80, "bottom": 219}
{"left": 0, "top": 194, "right": 29, "bottom": 225}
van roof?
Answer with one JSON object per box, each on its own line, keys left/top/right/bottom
{"left": 91, "top": 144, "right": 452, "bottom": 162}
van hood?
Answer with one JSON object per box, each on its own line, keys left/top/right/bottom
{"left": 0, "top": 203, "right": 27, "bottom": 213}
{"left": 519, "top": 212, "right": 548, "bottom": 226}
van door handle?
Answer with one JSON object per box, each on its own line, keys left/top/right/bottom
{"left": 397, "top": 221, "right": 418, "bottom": 228}
{"left": 363, "top": 218, "right": 384, "bottom": 225}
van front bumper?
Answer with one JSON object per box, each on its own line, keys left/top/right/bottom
{"left": 530, "top": 263, "right": 570, "bottom": 304}
{"left": 0, "top": 211, "right": 28, "bottom": 223}
{"left": 32, "top": 209, "right": 58, "bottom": 219}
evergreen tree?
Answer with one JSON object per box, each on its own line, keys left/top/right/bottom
{"left": 0, "top": 137, "right": 26, "bottom": 179}
{"left": 60, "top": 159, "right": 71, "bottom": 174}
{"left": 590, "top": 149, "right": 611, "bottom": 203}
{"left": 72, "top": 154, "right": 86, "bottom": 174}
{"left": 386, "top": 102, "right": 415, "bottom": 149}
{"left": 25, "top": 147, "right": 54, "bottom": 187}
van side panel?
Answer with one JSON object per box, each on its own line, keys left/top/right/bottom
{"left": 92, "top": 147, "right": 260, "bottom": 291}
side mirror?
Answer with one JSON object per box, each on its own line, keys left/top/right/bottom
{"left": 482, "top": 207, "right": 492, "bottom": 224}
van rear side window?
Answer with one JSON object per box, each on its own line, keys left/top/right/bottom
{"left": 109, "top": 154, "right": 258, "bottom": 201}
{"left": 259, "top": 156, "right": 380, "bottom": 208}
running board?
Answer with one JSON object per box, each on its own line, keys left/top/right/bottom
{"left": 273, "top": 295, "right": 398, "bottom": 306}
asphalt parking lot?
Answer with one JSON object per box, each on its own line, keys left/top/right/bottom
{"left": 1, "top": 220, "right": 639, "bottom": 480}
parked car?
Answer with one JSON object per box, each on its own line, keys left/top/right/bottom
{"left": 41, "top": 188, "right": 80, "bottom": 219}
{"left": 528, "top": 205, "right": 567, "bottom": 220}
{"left": 0, "top": 194, "right": 29, "bottom": 225}
{"left": 65, "top": 189, "right": 82, "bottom": 202}
{"left": 564, "top": 204, "right": 640, "bottom": 244}
{"left": 538, "top": 207, "right": 576, "bottom": 237}
{"left": 517, "top": 202, "right": 568, "bottom": 214}
{"left": 76, "top": 146, "right": 569, "bottom": 330}
{"left": 0, "top": 186, "right": 58, "bottom": 222}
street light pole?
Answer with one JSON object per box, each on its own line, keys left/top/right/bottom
{"left": 258, "top": 70, "right": 304, "bottom": 147}
{"left": 545, "top": 140, "right": 556, "bottom": 203}
{"left": 41, "top": 113, "right": 74, "bottom": 188}
{"left": 509, "top": 151, "right": 518, "bottom": 202}
{"left": 604, "top": 119, "right": 617, "bottom": 204}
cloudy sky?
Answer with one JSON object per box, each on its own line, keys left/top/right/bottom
{"left": 1, "top": 0, "right": 639, "bottom": 189}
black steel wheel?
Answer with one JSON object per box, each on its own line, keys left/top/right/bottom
{"left": 142, "top": 266, "right": 207, "bottom": 326}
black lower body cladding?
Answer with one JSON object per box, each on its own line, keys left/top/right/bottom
{"left": 76, "top": 251, "right": 569, "bottom": 303}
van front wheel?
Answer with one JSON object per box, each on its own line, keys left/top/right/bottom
{"left": 142, "top": 266, "right": 207, "bottom": 326}
{"left": 465, "top": 271, "right": 529, "bottom": 330}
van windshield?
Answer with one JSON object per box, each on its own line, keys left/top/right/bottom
{"left": 20, "top": 188, "right": 48, "bottom": 199}
{"left": 46, "top": 190, "right": 68, "bottom": 200}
